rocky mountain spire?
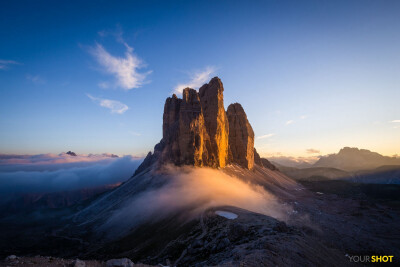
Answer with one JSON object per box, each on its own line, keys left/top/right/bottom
{"left": 134, "top": 77, "right": 261, "bottom": 175}
{"left": 199, "top": 77, "right": 229, "bottom": 168}
{"left": 227, "top": 103, "right": 255, "bottom": 170}
{"left": 176, "top": 88, "right": 209, "bottom": 165}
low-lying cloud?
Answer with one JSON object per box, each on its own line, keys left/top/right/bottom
{"left": 101, "top": 166, "right": 290, "bottom": 236}
{"left": 267, "top": 155, "right": 320, "bottom": 167}
{"left": 0, "top": 154, "right": 141, "bottom": 195}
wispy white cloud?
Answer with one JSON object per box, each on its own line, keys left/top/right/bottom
{"left": 89, "top": 42, "right": 151, "bottom": 90}
{"left": 98, "top": 30, "right": 107, "bottom": 37}
{"left": 26, "top": 74, "right": 45, "bottom": 84}
{"left": 87, "top": 94, "right": 128, "bottom": 114}
{"left": 306, "top": 148, "right": 320, "bottom": 154}
{"left": 173, "top": 66, "right": 216, "bottom": 95}
{"left": 300, "top": 115, "right": 307, "bottom": 120}
{"left": 98, "top": 81, "right": 110, "bottom": 89}
{"left": 256, "top": 133, "right": 275, "bottom": 140}
{"left": 285, "top": 120, "right": 294, "bottom": 125}
{"left": 390, "top": 120, "right": 400, "bottom": 123}
{"left": 0, "top": 59, "right": 21, "bottom": 70}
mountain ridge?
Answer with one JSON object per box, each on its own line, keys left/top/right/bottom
{"left": 313, "top": 146, "right": 400, "bottom": 171}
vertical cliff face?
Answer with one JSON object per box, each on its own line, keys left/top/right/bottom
{"left": 227, "top": 103, "right": 255, "bottom": 170}
{"left": 135, "top": 77, "right": 263, "bottom": 175}
{"left": 162, "top": 94, "right": 182, "bottom": 163}
{"left": 254, "top": 148, "right": 263, "bottom": 166}
{"left": 199, "top": 77, "right": 229, "bottom": 168}
{"left": 177, "top": 88, "right": 209, "bottom": 166}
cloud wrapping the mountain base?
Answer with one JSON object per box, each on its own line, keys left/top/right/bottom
{"left": 102, "top": 166, "right": 290, "bottom": 236}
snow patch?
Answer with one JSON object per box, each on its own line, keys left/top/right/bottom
{"left": 215, "top": 210, "right": 238, "bottom": 219}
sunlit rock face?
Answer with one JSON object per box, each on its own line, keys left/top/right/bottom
{"left": 199, "top": 77, "right": 229, "bottom": 168}
{"left": 159, "top": 78, "right": 229, "bottom": 168}
{"left": 135, "top": 77, "right": 259, "bottom": 174}
{"left": 177, "top": 88, "right": 209, "bottom": 166}
{"left": 227, "top": 103, "right": 255, "bottom": 170}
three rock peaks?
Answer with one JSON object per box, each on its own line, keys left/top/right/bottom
{"left": 135, "top": 77, "right": 261, "bottom": 175}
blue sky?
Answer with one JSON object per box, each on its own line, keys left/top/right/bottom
{"left": 0, "top": 0, "right": 399, "bottom": 158}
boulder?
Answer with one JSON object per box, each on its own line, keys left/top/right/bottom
{"left": 5, "top": 255, "right": 18, "bottom": 261}
{"left": 106, "top": 258, "right": 134, "bottom": 267}
{"left": 72, "top": 259, "right": 86, "bottom": 267}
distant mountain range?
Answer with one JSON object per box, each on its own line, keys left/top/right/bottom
{"left": 274, "top": 147, "right": 400, "bottom": 184}
{"left": 314, "top": 147, "right": 400, "bottom": 171}
{"left": 272, "top": 147, "right": 400, "bottom": 171}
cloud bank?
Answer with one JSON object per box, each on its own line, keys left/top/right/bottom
{"left": 87, "top": 94, "right": 129, "bottom": 114}
{"left": 90, "top": 42, "right": 151, "bottom": 90}
{"left": 0, "top": 152, "right": 121, "bottom": 170}
{"left": 0, "top": 154, "right": 141, "bottom": 195}
{"left": 268, "top": 155, "right": 320, "bottom": 168}
{"left": 173, "top": 66, "right": 216, "bottom": 95}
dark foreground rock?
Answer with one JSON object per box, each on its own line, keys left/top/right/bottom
{"left": 0, "top": 255, "right": 153, "bottom": 267}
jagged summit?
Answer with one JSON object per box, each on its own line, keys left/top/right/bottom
{"left": 134, "top": 77, "right": 263, "bottom": 175}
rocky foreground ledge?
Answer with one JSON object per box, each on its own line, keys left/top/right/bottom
{"left": 0, "top": 255, "right": 155, "bottom": 267}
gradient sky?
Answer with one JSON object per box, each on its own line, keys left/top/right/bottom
{"left": 0, "top": 0, "right": 399, "bottom": 158}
